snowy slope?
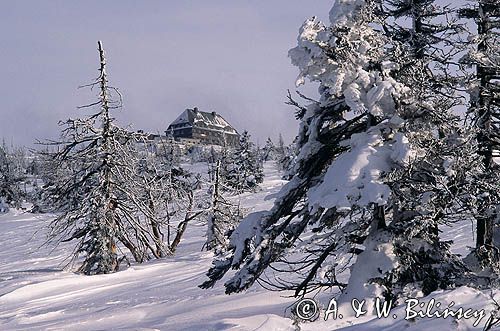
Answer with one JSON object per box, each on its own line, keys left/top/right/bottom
{"left": 0, "top": 162, "right": 498, "bottom": 330}
{"left": 0, "top": 163, "right": 297, "bottom": 331}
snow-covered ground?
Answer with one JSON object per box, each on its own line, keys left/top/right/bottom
{"left": 0, "top": 162, "right": 498, "bottom": 330}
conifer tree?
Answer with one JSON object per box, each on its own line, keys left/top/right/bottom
{"left": 460, "top": 0, "right": 500, "bottom": 272}
{"left": 42, "top": 41, "right": 166, "bottom": 274}
{"left": 206, "top": 160, "right": 241, "bottom": 251}
{"left": 262, "top": 137, "right": 275, "bottom": 162}
{"left": 274, "top": 133, "right": 288, "bottom": 171}
{"left": 373, "top": 0, "right": 477, "bottom": 295}
{"left": 0, "top": 144, "right": 25, "bottom": 210}
{"left": 220, "top": 131, "right": 263, "bottom": 193}
{"left": 201, "top": 0, "right": 472, "bottom": 302}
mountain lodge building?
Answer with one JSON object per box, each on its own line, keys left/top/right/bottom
{"left": 166, "top": 107, "right": 239, "bottom": 146}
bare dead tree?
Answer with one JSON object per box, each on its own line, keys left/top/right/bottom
{"left": 40, "top": 41, "right": 173, "bottom": 274}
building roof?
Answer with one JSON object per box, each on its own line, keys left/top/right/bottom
{"left": 168, "top": 107, "right": 238, "bottom": 135}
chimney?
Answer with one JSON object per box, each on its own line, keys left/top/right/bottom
{"left": 193, "top": 107, "right": 199, "bottom": 113}
{"left": 211, "top": 111, "right": 217, "bottom": 116}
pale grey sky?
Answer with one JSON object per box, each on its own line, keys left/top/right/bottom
{"left": 0, "top": 1, "right": 332, "bottom": 147}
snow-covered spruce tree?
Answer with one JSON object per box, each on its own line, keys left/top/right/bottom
{"left": 32, "top": 145, "right": 73, "bottom": 213}
{"left": 371, "top": 0, "right": 481, "bottom": 295}
{"left": 220, "top": 130, "right": 263, "bottom": 193}
{"left": 42, "top": 41, "right": 164, "bottom": 274}
{"left": 157, "top": 136, "right": 181, "bottom": 168}
{"left": 460, "top": 0, "right": 500, "bottom": 273}
{"left": 275, "top": 133, "right": 285, "bottom": 159}
{"left": 274, "top": 133, "right": 289, "bottom": 172}
{"left": 205, "top": 159, "right": 242, "bottom": 252}
{"left": 0, "top": 144, "right": 25, "bottom": 210}
{"left": 279, "top": 141, "right": 297, "bottom": 180}
{"left": 262, "top": 137, "right": 275, "bottom": 162}
{"left": 201, "top": 0, "right": 471, "bottom": 303}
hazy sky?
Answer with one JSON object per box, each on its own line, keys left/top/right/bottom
{"left": 0, "top": 1, "right": 333, "bottom": 147}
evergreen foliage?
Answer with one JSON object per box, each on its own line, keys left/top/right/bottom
{"left": 200, "top": 0, "right": 483, "bottom": 301}
{"left": 262, "top": 137, "right": 275, "bottom": 162}
{"left": 0, "top": 145, "right": 25, "bottom": 211}
{"left": 205, "top": 159, "right": 241, "bottom": 252}
{"left": 41, "top": 42, "right": 199, "bottom": 274}
{"left": 220, "top": 130, "right": 263, "bottom": 193}
{"left": 460, "top": 0, "right": 500, "bottom": 275}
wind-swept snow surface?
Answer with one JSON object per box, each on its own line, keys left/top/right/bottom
{"left": 0, "top": 163, "right": 295, "bottom": 331}
{"left": 0, "top": 163, "right": 498, "bottom": 330}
